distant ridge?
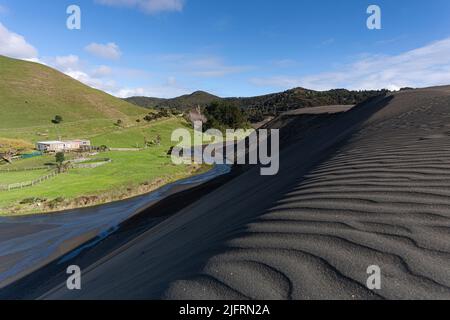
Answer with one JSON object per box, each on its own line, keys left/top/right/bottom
{"left": 125, "top": 87, "right": 387, "bottom": 117}
{"left": 126, "top": 91, "right": 220, "bottom": 110}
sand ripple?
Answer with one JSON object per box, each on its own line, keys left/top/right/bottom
{"left": 165, "top": 88, "right": 450, "bottom": 300}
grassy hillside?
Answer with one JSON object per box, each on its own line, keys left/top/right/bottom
{"left": 0, "top": 118, "right": 207, "bottom": 215}
{"left": 0, "top": 55, "right": 145, "bottom": 132}
{"left": 0, "top": 56, "right": 210, "bottom": 215}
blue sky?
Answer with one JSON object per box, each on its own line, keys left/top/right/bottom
{"left": 1, "top": 0, "right": 450, "bottom": 98}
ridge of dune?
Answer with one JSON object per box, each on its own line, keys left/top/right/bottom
{"left": 40, "top": 87, "right": 450, "bottom": 300}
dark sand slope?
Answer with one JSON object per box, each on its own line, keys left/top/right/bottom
{"left": 41, "top": 87, "right": 450, "bottom": 300}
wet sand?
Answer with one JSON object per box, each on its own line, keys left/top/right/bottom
{"left": 0, "top": 164, "right": 231, "bottom": 290}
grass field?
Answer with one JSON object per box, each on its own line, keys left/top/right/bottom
{"left": 2, "top": 154, "right": 77, "bottom": 169}
{"left": 0, "top": 151, "right": 199, "bottom": 214}
{"left": 0, "top": 169, "right": 50, "bottom": 185}
{"left": 91, "top": 118, "right": 191, "bottom": 148}
{"left": 0, "top": 117, "right": 210, "bottom": 215}
{"left": 0, "top": 56, "right": 218, "bottom": 216}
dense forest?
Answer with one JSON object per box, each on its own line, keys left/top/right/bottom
{"left": 125, "top": 87, "right": 388, "bottom": 123}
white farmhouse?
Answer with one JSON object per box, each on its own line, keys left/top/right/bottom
{"left": 36, "top": 140, "right": 91, "bottom": 152}
{"left": 36, "top": 141, "right": 65, "bottom": 152}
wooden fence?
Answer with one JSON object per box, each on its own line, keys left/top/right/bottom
{"left": 109, "top": 148, "right": 141, "bottom": 152}
{"left": 0, "top": 166, "right": 50, "bottom": 173}
{"left": 72, "top": 159, "right": 112, "bottom": 169}
{"left": 0, "top": 170, "right": 58, "bottom": 191}
{"left": 0, "top": 158, "right": 112, "bottom": 192}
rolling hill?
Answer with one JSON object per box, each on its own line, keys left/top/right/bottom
{"left": 0, "top": 55, "right": 205, "bottom": 216}
{"left": 126, "top": 91, "right": 220, "bottom": 109}
{"left": 0, "top": 55, "right": 145, "bottom": 131}
{"left": 125, "top": 87, "right": 388, "bottom": 118}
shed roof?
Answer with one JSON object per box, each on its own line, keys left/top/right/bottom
{"left": 37, "top": 141, "right": 64, "bottom": 145}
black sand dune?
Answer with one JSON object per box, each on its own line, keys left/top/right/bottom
{"left": 40, "top": 86, "right": 450, "bottom": 300}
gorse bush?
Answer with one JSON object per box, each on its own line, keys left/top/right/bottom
{"left": 203, "top": 101, "right": 249, "bottom": 132}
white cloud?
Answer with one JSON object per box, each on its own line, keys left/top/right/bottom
{"left": 115, "top": 77, "right": 190, "bottom": 98}
{"left": 190, "top": 56, "right": 252, "bottom": 77}
{"left": 85, "top": 42, "right": 122, "bottom": 60}
{"left": 92, "top": 65, "right": 113, "bottom": 77}
{"left": 46, "top": 54, "right": 185, "bottom": 98}
{"left": 251, "top": 37, "right": 450, "bottom": 91}
{"left": 65, "top": 69, "right": 118, "bottom": 92}
{"left": 0, "top": 22, "right": 38, "bottom": 60}
{"left": 54, "top": 55, "right": 80, "bottom": 69}
{"left": 44, "top": 55, "right": 117, "bottom": 93}
{"left": 115, "top": 84, "right": 190, "bottom": 98}
{"left": 0, "top": 22, "right": 182, "bottom": 99}
{"left": 158, "top": 54, "right": 252, "bottom": 78}
{"left": 95, "top": 0, "right": 184, "bottom": 14}
{"left": 113, "top": 76, "right": 190, "bottom": 98}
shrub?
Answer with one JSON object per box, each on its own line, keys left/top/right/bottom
{"left": 55, "top": 152, "right": 65, "bottom": 164}
{"left": 52, "top": 115, "right": 63, "bottom": 124}
{"left": 20, "top": 197, "right": 47, "bottom": 205}
{"left": 203, "top": 101, "right": 249, "bottom": 131}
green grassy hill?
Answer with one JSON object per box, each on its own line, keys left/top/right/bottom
{"left": 0, "top": 56, "right": 209, "bottom": 215}
{"left": 0, "top": 55, "right": 146, "bottom": 137}
{"left": 0, "top": 117, "right": 206, "bottom": 215}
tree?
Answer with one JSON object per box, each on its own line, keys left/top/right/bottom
{"left": 52, "top": 115, "right": 63, "bottom": 124}
{"left": 204, "top": 101, "right": 249, "bottom": 131}
{"left": 144, "top": 114, "right": 155, "bottom": 122}
{"left": 52, "top": 115, "right": 64, "bottom": 140}
{"left": 55, "top": 152, "right": 66, "bottom": 173}
{"left": 158, "top": 109, "right": 170, "bottom": 118}
{"left": 55, "top": 152, "right": 65, "bottom": 164}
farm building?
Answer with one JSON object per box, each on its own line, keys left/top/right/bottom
{"left": 36, "top": 140, "right": 91, "bottom": 152}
